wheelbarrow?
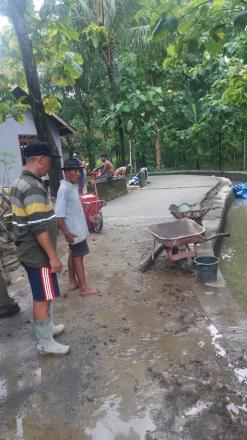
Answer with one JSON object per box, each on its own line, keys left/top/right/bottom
{"left": 169, "top": 203, "right": 220, "bottom": 225}
{"left": 140, "top": 218, "right": 229, "bottom": 271}
{"left": 80, "top": 170, "right": 106, "bottom": 233}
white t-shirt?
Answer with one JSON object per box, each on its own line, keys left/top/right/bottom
{"left": 55, "top": 180, "right": 89, "bottom": 244}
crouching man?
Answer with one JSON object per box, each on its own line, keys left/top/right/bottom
{"left": 11, "top": 141, "right": 70, "bottom": 356}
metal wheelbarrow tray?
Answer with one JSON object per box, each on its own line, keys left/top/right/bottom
{"left": 169, "top": 203, "right": 220, "bottom": 225}
{"left": 148, "top": 218, "right": 229, "bottom": 265}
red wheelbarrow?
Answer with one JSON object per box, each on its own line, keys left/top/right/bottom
{"left": 80, "top": 171, "right": 106, "bottom": 233}
{"left": 140, "top": 218, "right": 229, "bottom": 271}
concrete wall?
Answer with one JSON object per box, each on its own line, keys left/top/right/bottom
{"left": 0, "top": 110, "right": 63, "bottom": 187}
{"left": 149, "top": 170, "right": 247, "bottom": 182}
{"left": 87, "top": 177, "right": 128, "bottom": 202}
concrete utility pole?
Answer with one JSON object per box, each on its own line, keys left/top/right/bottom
{"left": 0, "top": 268, "right": 20, "bottom": 319}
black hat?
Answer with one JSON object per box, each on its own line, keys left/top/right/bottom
{"left": 23, "top": 141, "right": 61, "bottom": 158}
{"left": 62, "top": 158, "right": 83, "bottom": 170}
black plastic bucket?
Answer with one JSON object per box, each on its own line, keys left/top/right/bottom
{"left": 194, "top": 256, "right": 219, "bottom": 282}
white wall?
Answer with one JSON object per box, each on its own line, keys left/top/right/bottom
{"left": 0, "top": 110, "right": 63, "bottom": 187}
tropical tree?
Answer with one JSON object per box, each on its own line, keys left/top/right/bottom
{"left": 74, "top": 0, "right": 141, "bottom": 164}
{"left": 1, "top": 0, "right": 247, "bottom": 173}
{"left": 0, "top": 0, "right": 83, "bottom": 195}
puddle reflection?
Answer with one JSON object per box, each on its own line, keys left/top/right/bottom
{"left": 0, "top": 375, "right": 8, "bottom": 401}
{"left": 16, "top": 415, "right": 24, "bottom": 439}
{"left": 84, "top": 396, "right": 156, "bottom": 440}
{"left": 17, "top": 367, "right": 42, "bottom": 390}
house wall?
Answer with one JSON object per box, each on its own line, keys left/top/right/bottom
{"left": 0, "top": 110, "right": 63, "bottom": 187}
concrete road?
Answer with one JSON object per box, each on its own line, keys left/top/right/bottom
{"left": 104, "top": 174, "right": 219, "bottom": 225}
{"left": 3, "top": 173, "right": 247, "bottom": 440}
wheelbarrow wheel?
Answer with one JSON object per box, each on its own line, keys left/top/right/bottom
{"left": 92, "top": 213, "right": 103, "bottom": 233}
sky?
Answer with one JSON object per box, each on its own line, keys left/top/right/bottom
{"left": 0, "top": 0, "right": 44, "bottom": 27}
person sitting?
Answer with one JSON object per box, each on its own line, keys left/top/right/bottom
{"left": 114, "top": 164, "right": 132, "bottom": 178}
{"left": 128, "top": 166, "right": 147, "bottom": 187}
{"left": 93, "top": 153, "right": 114, "bottom": 180}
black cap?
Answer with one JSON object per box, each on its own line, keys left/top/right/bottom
{"left": 62, "top": 158, "right": 83, "bottom": 170}
{"left": 23, "top": 141, "right": 61, "bottom": 158}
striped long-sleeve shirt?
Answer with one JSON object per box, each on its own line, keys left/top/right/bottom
{"left": 11, "top": 170, "right": 57, "bottom": 268}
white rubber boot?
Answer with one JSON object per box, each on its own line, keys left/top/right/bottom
{"left": 48, "top": 302, "right": 65, "bottom": 336}
{"left": 34, "top": 319, "right": 70, "bottom": 356}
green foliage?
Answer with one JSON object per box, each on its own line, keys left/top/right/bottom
{"left": 0, "top": 0, "right": 84, "bottom": 120}
{"left": 0, "top": 152, "right": 15, "bottom": 168}
{"left": 43, "top": 95, "right": 61, "bottom": 115}
{"left": 2, "top": 0, "right": 247, "bottom": 171}
{"left": 0, "top": 85, "right": 29, "bottom": 123}
{"left": 0, "top": 152, "right": 15, "bottom": 186}
{"left": 83, "top": 24, "right": 110, "bottom": 49}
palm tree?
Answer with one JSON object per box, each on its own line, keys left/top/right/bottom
{"left": 76, "top": 0, "right": 138, "bottom": 164}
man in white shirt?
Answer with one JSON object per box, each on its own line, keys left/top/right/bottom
{"left": 55, "top": 159, "right": 99, "bottom": 295}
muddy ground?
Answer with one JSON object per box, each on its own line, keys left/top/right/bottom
{"left": 1, "top": 183, "right": 247, "bottom": 440}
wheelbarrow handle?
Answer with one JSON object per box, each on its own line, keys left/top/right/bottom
{"left": 201, "top": 232, "right": 230, "bottom": 241}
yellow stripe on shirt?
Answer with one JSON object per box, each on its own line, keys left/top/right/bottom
{"left": 12, "top": 202, "right": 53, "bottom": 217}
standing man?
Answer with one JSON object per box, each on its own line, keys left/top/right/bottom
{"left": 73, "top": 152, "right": 85, "bottom": 195}
{"left": 55, "top": 159, "right": 99, "bottom": 296}
{"left": 11, "top": 142, "right": 70, "bottom": 356}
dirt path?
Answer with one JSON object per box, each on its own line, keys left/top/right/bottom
{"left": 1, "top": 178, "right": 247, "bottom": 439}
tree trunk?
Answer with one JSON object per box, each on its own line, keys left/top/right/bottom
{"left": 114, "top": 143, "right": 119, "bottom": 164}
{"left": 195, "top": 145, "right": 200, "bottom": 170}
{"left": 102, "top": 46, "right": 125, "bottom": 164}
{"left": 218, "top": 131, "right": 222, "bottom": 171}
{"left": 116, "top": 115, "right": 125, "bottom": 165}
{"left": 155, "top": 132, "right": 161, "bottom": 169}
{"left": 7, "top": 0, "right": 62, "bottom": 197}
{"left": 243, "top": 118, "right": 247, "bottom": 171}
{"left": 85, "top": 115, "right": 96, "bottom": 170}
{"left": 132, "top": 139, "right": 137, "bottom": 173}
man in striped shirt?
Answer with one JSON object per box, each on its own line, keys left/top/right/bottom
{"left": 11, "top": 141, "right": 69, "bottom": 356}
